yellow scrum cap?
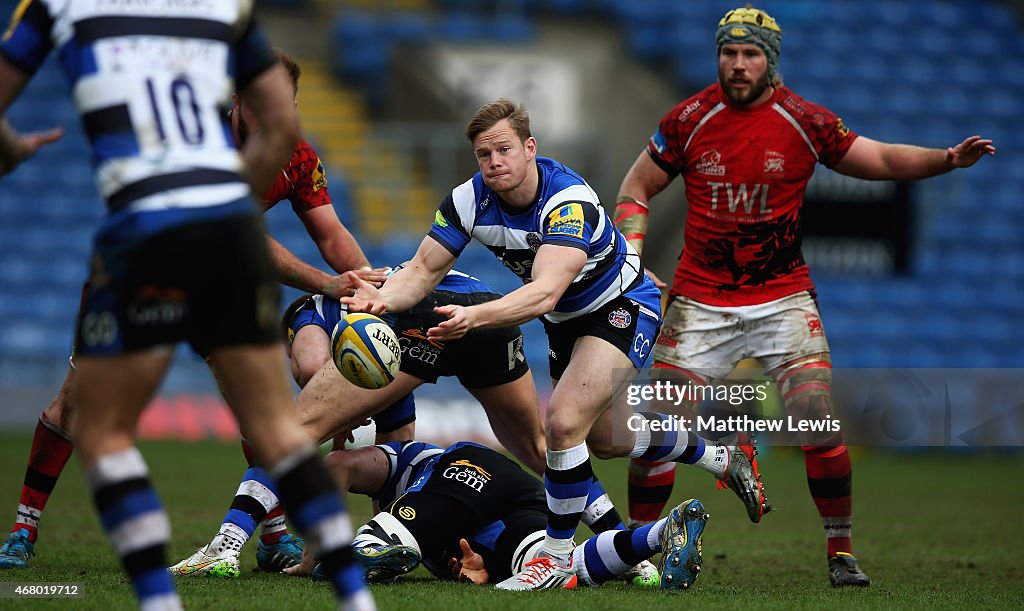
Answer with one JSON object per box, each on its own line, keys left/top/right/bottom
{"left": 716, "top": 7, "right": 783, "bottom": 78}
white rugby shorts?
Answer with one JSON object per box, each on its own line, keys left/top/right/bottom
{"left": 652, "top": 291, "right": 830, "bottom": 376}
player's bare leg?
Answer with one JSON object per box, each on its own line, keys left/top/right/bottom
{"left": 467, "top": 374, "right": 546, "bottom": 475}
{"left": 72, "top": 350, "right": 179, "bottom": 606}
{"left": 295, "top": 360, "right": 423, "bottom": 445}
{"left": 290, "top": 325, "right": 332, "bottom": 388}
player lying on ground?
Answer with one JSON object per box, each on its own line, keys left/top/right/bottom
{"left": 287, "top": 439, "right": 710, "bottom": 591}
{"left": 171, "top": 270, "right": 660, "bottom": 585}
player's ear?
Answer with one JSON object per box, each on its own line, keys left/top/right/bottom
{"left": 524, "top": 136, "right": 537, "bottom": 160}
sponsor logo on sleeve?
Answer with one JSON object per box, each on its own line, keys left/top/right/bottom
{"left": 651, "top": 129, "right": 668, "bottom": 154}
{"left": 311, "top": 157, "right": 327, "bottom": 192}
{"left": 434, "top": 210, "right": 449, "bottom": 228}
{"left": 835, "top": 118, "right": 850, "bottom": 137}
{"left": 546, "top": 203, "right": 585, "bottom": 239}
{"left": 526, "top": 232, "right": 542, "bottom": 251}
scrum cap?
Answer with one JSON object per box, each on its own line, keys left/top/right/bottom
{"left": 717, "top": 7, "right": 782, "bottom": 79}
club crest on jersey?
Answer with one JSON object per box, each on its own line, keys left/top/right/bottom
{"left": 764, "top": 150, "right": 785, "bottom": 174}
{"left": 608, "top": 308, "right": 631, "bottom": 329}
{"left": 526, "top": 232, "right": 542, "bottom": 251}
{"left": 547, "top": 203, "right": 585, "bottom": 239}
{"left": 697, "top": 149, "right": 726, "bottom": 176}
{"left": 312, "top": 158, "right": 327, "bottom": 192}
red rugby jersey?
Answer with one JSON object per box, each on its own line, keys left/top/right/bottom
{"left": 647, "top": 83, "right": 857, "bottom": 306}
{"left": 260, "top": 138, "right": 331, "bottom": 213}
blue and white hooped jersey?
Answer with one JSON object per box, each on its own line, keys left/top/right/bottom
{"left": 0, "top": 0, "right": 275, "bottom": 228}
{"left": 427, "top": 157, "right": 659, "bottom": 323}
{"left": 373, "top": 441, "right": 485, "bottom": 509}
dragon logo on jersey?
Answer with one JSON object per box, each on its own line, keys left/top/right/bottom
{"left": 434, "top": 210, "right": 449, "bottom": 228}
{"left": 311, "top": 158, "right": 327, "bottom": 192}
{"left": 526, "top": 232, "right": 542, "bottom": 251}
{"left": 697, "top": 150, "right": 726, "bottom": 176}
{"left": 547, "top": 203, "right": 585, "bottom": 239}
{"left": 764, "top": 151, "right": 785, "bottom": 174}
{"left": 608, "top": 308, "right": 632, "bottom": 329}
{"left": 805, "top": 312, "right": 824, "bottom": 337}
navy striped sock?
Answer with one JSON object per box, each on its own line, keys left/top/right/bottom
{"left": 581, "top": 476, "right": 625, "bottom": 533}
{"left": 87, "top": 447, "right": 179, "bottom": 610}
{"left": 223, "top": 466, "right": 278, "bottom": 538}
{"left": 271, "top": 446, "right": 367, "bottom": 604}
{"left": 630, "top": 412, "right": 704, "bottom": 462}
{"left": 573, "top": 520, "right": 665, "bottom": 585}
{"left": 543, "top": 443, "right": 592, "bottom": 561}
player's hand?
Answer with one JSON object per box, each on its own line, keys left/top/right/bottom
{"left": 340, "top": 272, "right": 388, "bottom": 315}
{"left": 428, "top": 304, "right": 471, "bottom": 341}
{"left": 946, "top": 135, "right": 996, "bottom": 168}
{"left": 448, "top": 538, "right": 489, "bottom": 585}
{"left": 645, "top": 268, "right": 668, "bottom": 289}
{"left": 0, "top": 126, "right": 63, "bottom": 175}
{"left": 354, "top": 266, "right": 390, "bottom": 288}
{"left": 282, "top": 545, "right": 316, "bottom": 577}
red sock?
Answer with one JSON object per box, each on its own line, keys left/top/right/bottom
{"left": 12, "top": 416, "right": 74, "bottom": 542}
{"left": 260, "top": 506, "right": 288, "bottom": 545}
{"left": 627, "top": 458, "right": 677, "bottom": 524}
{"left": 803, "top": 445, "right": 853, "bottom": 558}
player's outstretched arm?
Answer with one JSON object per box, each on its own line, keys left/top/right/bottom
{"left": 833, "top": 135, "right": 996, "bottom": 181}
{"left": 343, "top": 235, "right": 455, "bottom": 315}
{"left": 428, "top": 243, "right": 584, "bottom": 341}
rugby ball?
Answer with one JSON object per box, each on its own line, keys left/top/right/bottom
{"left": 331, "top": 313, "right": 402, "bottom": 389}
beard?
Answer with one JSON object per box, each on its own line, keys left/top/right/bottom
{"left": 719, "top": 69, "right": 772, "bottom": 105}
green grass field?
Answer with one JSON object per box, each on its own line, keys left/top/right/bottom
{"left": 0, "top": 435, "right": 1022, "bottom": 609}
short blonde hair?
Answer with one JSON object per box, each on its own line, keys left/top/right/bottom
{"left": 465, "top": 99, "right": 531, "bottom": 143}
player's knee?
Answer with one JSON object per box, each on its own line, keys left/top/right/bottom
{"left": 777, "top": 361, "right": 842, "bottom": 446}
{"left": 545, "top": 411, "right": 588, "bottom": 449}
